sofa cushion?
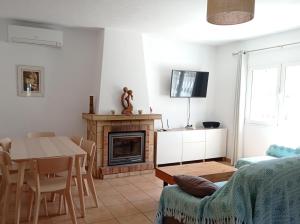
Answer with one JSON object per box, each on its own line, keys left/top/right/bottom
{"left": 174, "top": 175, "right": 219, "bottom": 198}
{"left": 266, "top": 145, "right": 300, "bottom": 158}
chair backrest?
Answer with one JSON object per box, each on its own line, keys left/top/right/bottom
{"left": 80, "top": 139, "right": 96, "bottom": 175}
{"left": 70, "top": 136, "right": 83, "bottom": 147}
{"left": 27, "top": 132, "right": 56, "bottom": 138}
{"left": 0, "top": 138, "right": 12, "bottom": 153}
{"left": 0, "top": 151, "right": 12, "bottom": 184}
{"left": 32, "top": 156, "right": 73, "bottom": 190}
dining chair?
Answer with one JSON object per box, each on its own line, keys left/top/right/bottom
{"left": 27, "top": 132, "right": 56, "bottom": 138}
{"left": 0, "top": 138, "right": 12, "bottom": 153}
{"left": 27, "top": 156, "right": 77, "bottom": 224}
{"left": 70, "top": 136, "right": 83, "bottom": 147}
{"left": 70, "top": 136, "right": 84, "bottom": 186}
{"left": 78, "top": 139, "right": 99, "bottom": 207}
{"left": 27, "top": 132, "right": 59, "bottom": 205}
{"left": 59, "top": 139, "right": 99, "bottom": 209}
{"left": 0, "top": 138, "right": 21, "bottom": 173}
{"left": 0, "top": 151, "right": 18, "bottom": 224}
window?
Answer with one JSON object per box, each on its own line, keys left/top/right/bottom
{"left": 281, "top": 65, "right": 300, "bottom": 125}
{"left": 247, "top": 63, "right": 300, "bottom": 126}
{"left": 248, "top": 67, "right": 280, "bottom": 124}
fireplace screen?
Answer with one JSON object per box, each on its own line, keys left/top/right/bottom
{"left": 108, "top": 131, "right": 145, "bottom": 166}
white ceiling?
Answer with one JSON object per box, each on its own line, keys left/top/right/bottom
{"left": 1, "top": 0, "right": 300, "bottom": 44}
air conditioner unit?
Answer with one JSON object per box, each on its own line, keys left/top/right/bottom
{"left": 8, "top": 25, "right": 63, "bottom": 48}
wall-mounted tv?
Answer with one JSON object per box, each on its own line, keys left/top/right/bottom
{"left": 170, "top": 70, "right": 209, "bottom": 98}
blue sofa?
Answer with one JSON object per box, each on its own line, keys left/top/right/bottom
{"left": 235, "top": 144, "right": 300, "bottom": 169}
{"left": 156, "top": 156, "right": 300, "bottom": 224}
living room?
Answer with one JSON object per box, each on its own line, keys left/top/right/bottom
{"left": 1, "top": 0, "right": 300, "bottom": 224}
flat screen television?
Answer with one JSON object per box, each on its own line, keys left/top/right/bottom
{"left": 170, "top": 70, "right": 209, "bottom": 98}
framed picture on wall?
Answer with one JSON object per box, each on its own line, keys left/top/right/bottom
{"left": 17, "top": 65, "right": 45, "bottom": 97}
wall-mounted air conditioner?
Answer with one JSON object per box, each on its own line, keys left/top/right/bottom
{"left": 8, "top": 25, "right": 63, "bottom": 48}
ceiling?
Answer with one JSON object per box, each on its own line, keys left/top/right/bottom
{"left": 1, "top": 0, "right": 300, "bottom": 44}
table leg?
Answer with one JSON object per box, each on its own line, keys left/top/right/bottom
{"left": 75, "top": 156, "right": 85, "bottom": 218}
{"left": 15, "top": 162, "right": 26, "bottom": 224}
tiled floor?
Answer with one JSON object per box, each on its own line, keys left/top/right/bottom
{"left": 1, "top": 172, "right": 163, "bottom": 224}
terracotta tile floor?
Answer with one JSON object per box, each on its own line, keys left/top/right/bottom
{"left": 1, "top": 172, "right": 163, "bottom": 224}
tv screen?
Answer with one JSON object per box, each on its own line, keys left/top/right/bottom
{"left": 170, "top": 70, "right": 209, "bottom": 98}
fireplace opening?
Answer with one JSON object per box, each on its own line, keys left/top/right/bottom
{"left": 108, "top": 131, "right": 145, "bottom": 166}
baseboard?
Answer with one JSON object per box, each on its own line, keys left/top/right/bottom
{"left": 157, "top": 157, "right": 230, "bottom": 167}
{"left": 224, "top": 157, "right": 231, "bottom": 163}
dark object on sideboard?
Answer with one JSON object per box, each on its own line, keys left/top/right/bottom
{"left": 203, "top": 121, "right": 220, "bottom": 128}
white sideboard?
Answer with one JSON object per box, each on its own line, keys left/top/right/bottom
{"left": 155, "top": 128, "right": 227, "bottom": 165}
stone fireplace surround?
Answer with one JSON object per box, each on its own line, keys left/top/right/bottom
{"left": 82, "top": 113, "right": 161, "bottom": 179}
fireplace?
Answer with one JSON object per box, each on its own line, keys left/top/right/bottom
{"left": 108, "top": 131, "right": 145, "bottom": 166}
{"left": 83, "top": 113, "right": 161, "bottom": 178}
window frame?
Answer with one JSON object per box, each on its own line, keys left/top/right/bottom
{"left": 245, "top": 64, "right": 282, "bottom": 126}
{"left": 278, "top": 61, "right": 300, "bottom": 126}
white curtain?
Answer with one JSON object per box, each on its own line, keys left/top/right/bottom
{"left": 232, "top": 52, "right": 248, "bottom": 165}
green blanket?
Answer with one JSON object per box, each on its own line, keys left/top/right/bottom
{"left": 156, "top": 157, "right": 300, "bottom": 224}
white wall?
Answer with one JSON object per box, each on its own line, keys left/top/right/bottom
{"left": 6, "top": 16, "right": 300, "bottom": 159}
{"left": 215, "top": 28, "right": 300, "bottom": 158}
{"left": 143, "top": 35, "right": 217, "bottom": 129}
{"left": 98, "top": 28, "right": 149, "bottom": 114}
{"left": 0, "top": 19, "right": 101, "bottom": 138}
{"left": 0, "top": 22, "right": 218, "bottom": 138}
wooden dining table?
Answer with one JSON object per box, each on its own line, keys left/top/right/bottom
{"left": 10, "top": 136, "right": 87, "bottom": 224}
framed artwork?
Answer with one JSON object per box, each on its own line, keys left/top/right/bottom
{"left": 17, "top": 65, "right": 45, "bottom": 97}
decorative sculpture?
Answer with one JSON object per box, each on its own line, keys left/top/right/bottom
{"left": 121, "top": 87, "right": 133, "bottom": 115}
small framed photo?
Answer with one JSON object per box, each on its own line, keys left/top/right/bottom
{"left": 17, "top": 65, "right": 45, "bottom": 97}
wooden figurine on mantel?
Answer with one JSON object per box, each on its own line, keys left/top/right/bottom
{"left": 121, "top": 87, "right": 133, "bottom": 115}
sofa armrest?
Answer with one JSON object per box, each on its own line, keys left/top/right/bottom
{"left": 235, "top": 156, "right": 277, "bottom": 169}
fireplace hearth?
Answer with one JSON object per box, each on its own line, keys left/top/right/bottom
{"left": 108, "top": 131, "right": 145, "bottom": 166}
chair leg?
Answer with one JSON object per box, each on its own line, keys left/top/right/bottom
{"left": 0, "top": 180, "right": 5, "bottom": 202}
{"left": 65, "top": 190, "right": 77, "bottom": 224}
{"left": 64, "top": 194, "right": 68, "bottom": 214}
{"left": 73, "top": 177, "right": 77, "bottom": 186}
{"left": 43, "top": 195, "right": 49, "bottom": 216}
{"left": 33, "top": 191, "right": 41, "bottom": 224}
{"left": 83, "top": 179, "right": 89, "bottom": 196}
{"left": 58, "top": 193, "right": 68, "bottom": 215}
{"left": 27, "top": 191, "right": 34, "bottom": 221}
{"left": 86, "top": 175, "right": 99, "bottom": 208}
{"left": 50, "top": 192, "right": 56, "bottom": 202}
{"left": 58, "top": 194, "right": 62, "bottom": 215}
{"left": 1, "top": 184, "right": 9, "bottom": 224}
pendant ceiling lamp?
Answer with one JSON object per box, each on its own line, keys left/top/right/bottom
{"left": 207, "top": 0, "right": 255, "bottom": 25}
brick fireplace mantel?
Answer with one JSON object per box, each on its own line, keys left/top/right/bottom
{"left": 82, "top": 113, "right": 162, "bottom": 121}
{"left": 82, "top": 113, "right": 161, "bottom": 179}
